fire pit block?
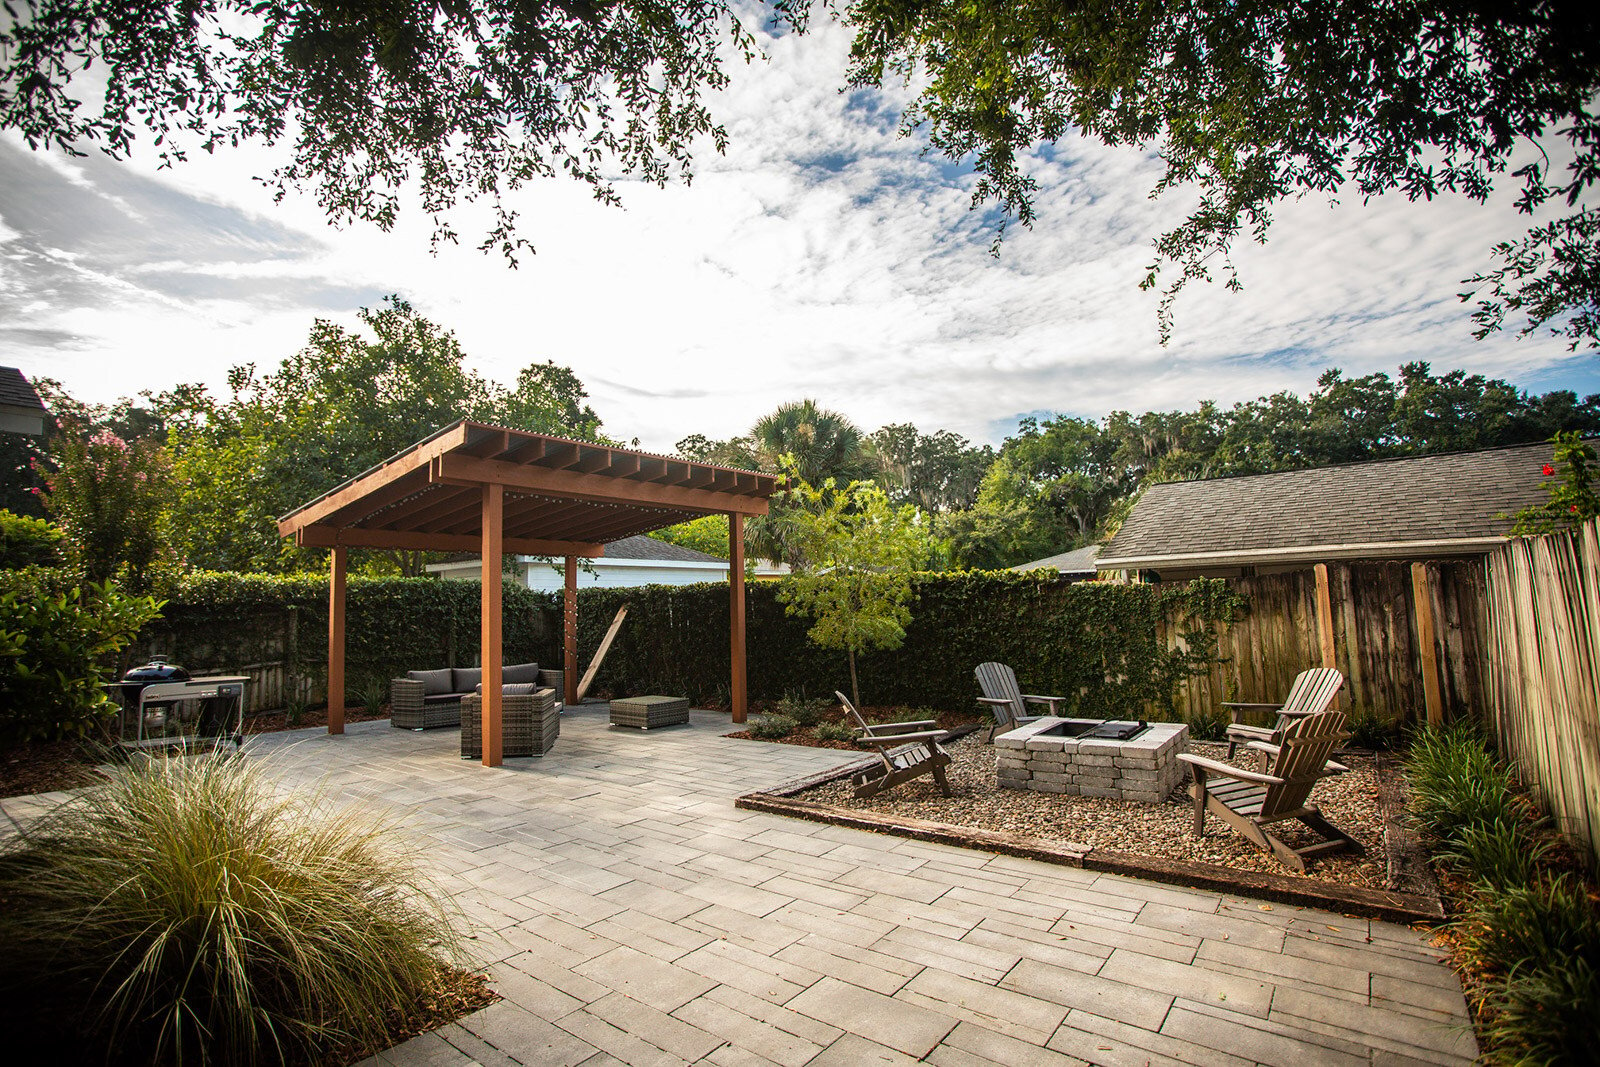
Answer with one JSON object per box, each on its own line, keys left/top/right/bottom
{"left": 994, "top": 717, "right": 1188, "bottom": 802}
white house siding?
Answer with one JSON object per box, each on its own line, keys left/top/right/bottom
{"left": 430, "top": 556, "right": 729, "bottom": 591}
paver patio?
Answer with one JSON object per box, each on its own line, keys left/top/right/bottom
{"left": 1, "top": 704, "right": 1479, "bottom": 1066}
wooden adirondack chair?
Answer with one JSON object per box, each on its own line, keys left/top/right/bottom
{"left": 1179, "top": 710, "right": 1364, "bottom": 872}
{"left": 1223, "top": 667, "right": 1345, "bottom": 762}
{"left": 974, "top": 662, "right": 1066, "bottom": 742}
{"left": 837, "top": 691, "right": 953, "bottom": 799}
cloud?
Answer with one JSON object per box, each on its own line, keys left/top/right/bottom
{"left": 3, "top": 13, "right": 1596, "bottom": 456}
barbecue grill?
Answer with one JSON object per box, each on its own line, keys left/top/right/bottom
{"left": 114, "top": 658, "right": 247, "bottom": 751}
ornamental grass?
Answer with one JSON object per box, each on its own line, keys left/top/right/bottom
{"left": 0, "top": 751, "right": 463, "bottom": 1065}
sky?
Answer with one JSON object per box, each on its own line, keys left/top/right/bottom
{"left": 3, "top": 12, "right": 1598, "bottom": 454}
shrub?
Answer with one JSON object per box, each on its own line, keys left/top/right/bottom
{"left": 358, "top": 673, "right": 390, "bottom": 716}
{"left": 1458, "top": 875, "right": 1600, "bottom": 980}
{"left": 0, "top": 753, "right": 462, "bottom": 1064}
{"left": 1480, "top": 956, "right": 1600, "bottom": 1064}
{"left": 816, "top": 722, "right": 857, "bottom": 743}
{"left": 1405, "top": 722, "right": 1524, "bottom": 845}
{"left": 1346, "top": 705, "right": 1398, "bottom": 750}
{"left": 0, "top": 510, "right": 62, "bottom": 569}
{"left": 1438, "top": 815, "right": 1553, "bottom": 891}
{"left": 1184, "top": 708, "right": 1230, "bottom": 742}
{"left": 750, "top": 713, "right": 797, "bottom": 739}
{"left": 774, "top": 692, "right": 833, "bottom": 727}
{"left": 0, "top": 574, "right": 164, "bottom": 748}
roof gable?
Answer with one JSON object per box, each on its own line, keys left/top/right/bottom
{"left": 1100, "top": 440, "right": 1577, "bottom": 568}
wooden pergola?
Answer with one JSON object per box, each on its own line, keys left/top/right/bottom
{"left": 277, "top": 421, "right": 777, "bottom": 765}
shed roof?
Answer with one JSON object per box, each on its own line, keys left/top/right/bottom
{"left": 1098, "top": 439, "right": 1573, "bottom": 570}
{"left": 1011, "top": 545, "right": 1101, "bottom": 575}
{"left": 0, "top": 367, "right": 45, "bottom": 412}
{"left": 277, "top": 420, "right": 776, "bottom": 556}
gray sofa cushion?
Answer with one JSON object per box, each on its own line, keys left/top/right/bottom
{"left": 407, "top": 668, "right": 454, "bottom": 696}
{"left": 452, "top": 667, "right": 482, "bottom": 693}
{"left": 502, "top": 661, "right": 540, "bottom": 684}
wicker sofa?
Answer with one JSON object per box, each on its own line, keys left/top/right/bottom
{"left": 390, "top": 662, "right": 558, "bottom": 730}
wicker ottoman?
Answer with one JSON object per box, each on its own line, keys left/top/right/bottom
{"left": 610, "top": 695, "right": 691, "bottom": 730}
{"left": 461, "top": 688, "right": 560, "bottom": 759}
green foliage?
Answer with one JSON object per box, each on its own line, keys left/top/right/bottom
{"left": 1458, "top": 875, "right": 1600, "bottom": 982}
{"left": 0, "top": 510, "right": 62, "bottom": 570}
{"left": 572, "top": 571, "right": 1242, "bottom": 716}
{"left": 1405, "top": 723, "right": 1526, "bottom": 846}
{"left": 1511, "top": 431, "right": 1600, "bottom": 534}
{"left": 0, "top": 753, "right": 462, "bottom": 1064}
{"left": 1438, "top": 816, "right": 1554, "bottom": 892}
{"left": 132, "top": 572, "right": 557, "bottom": 700}
{"left": 156, "top": 298, "right": 606, "bottom": 574}
{"left": 773, "top": 692, "right": 833, "bottom": 727}
{"left": 1, "top": 0, "right": 749, "bottom": 262}
{"left": 827, "top": 0, "right": 1600, "bottom": 347}
{"left": 870, "top": 423, "right": 994, "bottom": 513}
{"left": 1346, "top": 705, "right": 1399, "bottom": 750}
{"left": 749, "top": 714, "right": 797, "bottom": 739}
{"left": 36, "top": 423, "right": 175, "bottom": 594}
{"left": 816, "top": 722, "right": 857, "bottom": 743}
{"left": 777, "top": 479, "right": 942, "bottom": 705}
{"left": 652, "top": 515, "right": 731, "bottom": 559}
{"left": 1183, "top": 708, "right": 1231, "bottom": 743}
{"left": 356, "top": 674, "right": 389, "bottom": 716}
{"left": 0, "top": 575, "right": 164, "bottom": 748}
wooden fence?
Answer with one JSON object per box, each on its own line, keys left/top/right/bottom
{"left": 1162, "top": 560, "right": 1489, "bottom": 727}
{"left": 1484, "top": 520, "right": 1600, "bottom": 861}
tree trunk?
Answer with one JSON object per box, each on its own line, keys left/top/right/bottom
{"left": 848, "top": 647, "right": 860, "bottom": 709}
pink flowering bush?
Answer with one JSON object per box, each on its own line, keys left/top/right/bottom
{"left": 34, "top": 423, "right": 174, "bottom": 594}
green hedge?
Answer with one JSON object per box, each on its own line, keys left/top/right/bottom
{"left": 574, "top": 571, "right": 1243, "bottom": 713}
{"left": 131, "top": 572, "right": 560, "bottom": 689}
{"left": 129, "top": 570, "right": 1240, "bottom": 714}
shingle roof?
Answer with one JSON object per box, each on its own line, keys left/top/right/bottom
{"left": 596, "top": 534, "right": 726, "bottom": 563}
{"left": 1011, "top": 545, "right": 1101, "bottom": 575}
{"left": 0, "top": 367, "right": 46, "bottom": 411}
{"left": 1099, "top": 439, "right": 1578, "bottom": 568}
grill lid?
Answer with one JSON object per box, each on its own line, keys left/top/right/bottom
{"left": 122, "top": 657, "right": 191, "bottom": 684}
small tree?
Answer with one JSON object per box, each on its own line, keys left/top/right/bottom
{"left": 777, "top": 480, "right": 943, "bottom": 707}
{"left": 35, "top": 426, "right": 174, "bottom": 594}
{"left": 1511, "top": 432, "right": 1599, "bottom": 535}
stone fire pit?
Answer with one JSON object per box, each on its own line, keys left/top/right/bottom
{"left": 995, "top": 717, "right": 1189, "bottom": 803}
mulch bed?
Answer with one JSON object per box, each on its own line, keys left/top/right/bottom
{"left": 1, "top": 706, "right": 394, "bottom": 800}
{"left": 0, "top": 738, "right": 106, "bottom": 799}
{"left": 726, "top": 706, "right": 985, "bottom": 749}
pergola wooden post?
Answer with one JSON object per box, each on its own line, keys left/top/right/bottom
{"left": 730, "top": 513, "right": 747, "bottom": 724}
{"left": 277, "top": 421, "right": 775, "bottom": 766}
{"left": 327, "top": 545, "right": 347, "bottom": 735}
{"left": 563, "top": 556, "right": 579, "bottom": 708}
{"left": 481, "top": 484, "right": 504, "bottom": 766}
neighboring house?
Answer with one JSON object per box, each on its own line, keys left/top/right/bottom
{"left": 1098, "top": 439, "right": 1572, "bottom": 581}
{"left": 428, "top": 533, "right": 730, "bottom": 591}
{"left": 1010, "top": 544, "right": 1101, "bottom": 580}
{"left": 0, "top": 367, "right": 47, "bottom": 436}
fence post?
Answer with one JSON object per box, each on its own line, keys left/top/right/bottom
{"left": 1314, "top": 563, "right": 1337, "bottom": 672}
{"left": 1411, "top": 561, "right": 1444, "bottom": 725}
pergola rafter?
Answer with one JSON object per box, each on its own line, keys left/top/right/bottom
{"left": 278, "top": 420, "right": 777, "bottom": 766}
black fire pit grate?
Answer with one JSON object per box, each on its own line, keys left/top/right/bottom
{"left": 1082, "top": 720, "right": 1148, "bottom": 741}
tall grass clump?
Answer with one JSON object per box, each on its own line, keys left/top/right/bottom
{"left": 0, "top": 752, "right": 462, "bottom": 1064}
{"left": 1406, "top": 722, "right": 1525, "bottom": 845}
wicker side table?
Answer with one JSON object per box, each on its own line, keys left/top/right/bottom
{"left": 610, "top": 695, "right": 691, "bottom": 730}
{"left": 461, "top": 688, "right": 560, "bottom": 759}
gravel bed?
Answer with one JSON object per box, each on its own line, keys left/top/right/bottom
{"left": 803, "top": 735, "right": 1394, "bottom": 887}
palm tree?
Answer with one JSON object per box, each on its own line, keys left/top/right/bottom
{"left": 749, "top": 400, "right": 873, "bottom": 487}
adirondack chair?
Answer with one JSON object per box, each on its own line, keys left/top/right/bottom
{"left": 837, "top": 691, "right": 953, "bottom": 799}
{"left": 1179, "top": 710, "right": 1364, "bottom": 872}
{"left": 974, "top": 662, "right": 1066, "bottom": 742}
{"left": 1223, "top": 667, "right": 1345, "bottom": 762}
